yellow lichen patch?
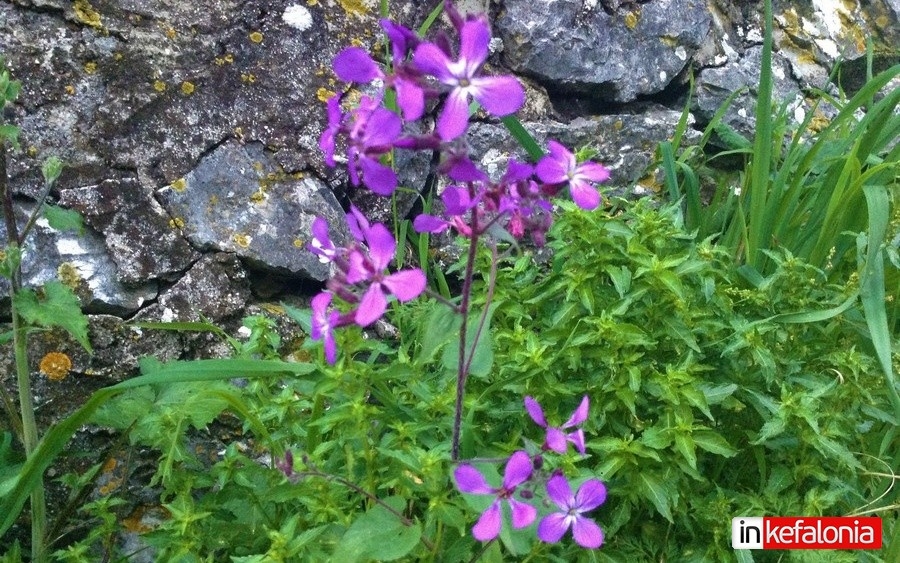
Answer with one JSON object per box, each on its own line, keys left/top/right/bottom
{"left": 249, "top": 190, "right": 266, "bottom": 203}
{"left": 153, "top": 80, "right": 167, "bottom": 92}
{"left": 73, "top": 0, "right": 103, "bottom": 29}
{"left": 165, "top": 27, "right": 177, "bottom": 40}
{"left": 40, "top": 352, "right": 72, "bottom": 381}
{"left": 659, "top": 35, "right": 678, "bottom": 48}
{"left": 613, "top": 119, "right": 624, "bottom": 131}
{"left": 316, "top": 87, "right": 335, "bottom": 102}
{"left": 233, "top": 233, "right": 251, "bottom": 248}
{"left": 251, "top": 161, "right": 264, "bottom": 172}
{"left": 57, "top": 262, "right": 82, "bottom": 290}
{"left": 624, "top": 11, "right": 639, "bottom": 30}
{"left": 293, "top": 238, "right": 305, "bottom": 248}
{"left": 209, "top": 194, "right": 219, "bottom": 206}
{"left": 84, "top": 61, "right": 98, "bottom": 74}
{"left": 350, "top": 37, "right": 365, "bottom": 47}
{"left": 180, "top": 81, "right": 195, "bottom": 95}
{"left": 26, "top": 145, "right": 39, "bottom": 157}
{"left": 169, "top": 217, "right": 185, "bottom": 229}
{"left": 241, "top": 73, "right": 256, "bottom": 83}
{"left": 113, "top": 52, "right": 123, "bottom": 61}
{"left": 249, "top": 31, "right": 264, "bottom": 44}
{"left": 338, "top": 0, "right": 369, "bottom": 17}
{"left": 215, "top": 53, "right": 236, "bottom": 66}
{"left": 102, "top": 457, "right": 118, "bottom": 473}
{"left": 64, "top": 84, "right": 76, "bottom": 95}
{"left": 307, "top": 0, "right": 319, "bottom": 5}
{"left": 171, "top": 178, "right": 187, "bottom": 192}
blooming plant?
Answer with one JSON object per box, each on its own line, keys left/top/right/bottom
{"left": 307, "top": 0, "right": 611, "bottom": 554}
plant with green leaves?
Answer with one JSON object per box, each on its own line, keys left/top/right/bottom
{"left": 660, "top": 0, "right": 899, "bottom": 452}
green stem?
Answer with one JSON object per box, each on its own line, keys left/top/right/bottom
{"left": 451, "top": 210, "right": 480, "bottom": 461}
{"left": 1, "top": 142, "right": 47, "bottom": 561}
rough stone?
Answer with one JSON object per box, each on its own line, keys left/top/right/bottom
{"left": 155, "top": 141, "right": 349, "bottom": 280}
{"left": 58, "top": 178, "right": 199, "bottom": 283}
{"left": 0, "top": 202, "right": 158, "bottom": 316}
{"left": 496, "top": 0, "right": 712, "bottom": 103}
{"left": 134, "top": 252, "right": 251, "bottom": 324}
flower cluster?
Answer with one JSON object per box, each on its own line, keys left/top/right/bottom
{"left": 309, "top": 207, "right": 426, "bottom": 363}
{"left": 310, "top": 2, "right": 610, "bottom": 363}
{"left": 453, "top": 396, "right": 607, "bottom": 549}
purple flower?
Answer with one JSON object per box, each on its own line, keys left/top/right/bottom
{"left": 524, "top": 396, "right": 589, "bottom": 455}
{"left": 340, "top": 208, "right": 425, "bottom": 326}
{"left": 347, "top": 99, "right": 401, "bottom": 196}
{"left": 537, "top": 474, "right": 606, "bottom": 549}
{"left": 535, "top": 141, "right": 610, "bottom": 210}
{"left": 413, "top": 185, "right": 480, "bottom": 234}
{"left": 453, "top": 451, "right": 537, "bottom": 541}
{"left": 319, "top": 94, "right": 344, "bottom": 167}
{"left": 413, "top": 17, "right": 524, "bottom": 140}
{"left": 310, "top": 217, "right": 339, "bottom": 263}
{"left": 311, "top": 292, "right": 340, "bottom": 364}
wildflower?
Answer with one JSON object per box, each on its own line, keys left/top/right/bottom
{"left": 318, "top": 94, "right": 344, "bottom": 167}
{"left": 535, "top": 140, "right": 610, "bottom": 210}
{"left": 413, "top": 16, "right": 524, "bottom": 140}
{"left": 310, "top": 217, "right": 339, "bottom": 263}
{"left": 524, "top": 395, "right": 589, "bottom": 455}
{"left": 453, "top": 451, "right": 537, "bottom": 541}
{"left": 39, "top": 351, "right": 72, "bottom": 381}
{"left": 346, "top": 221, "right": 426, "bottom": 326}
{"left": 413, "top": 185, "right": 480, "bottom": 234}
{"left": 537, "top": 473, "right": 606, "bottom": 549}
{"left": 310, "top": 292, "right": 340, "bottom": 364}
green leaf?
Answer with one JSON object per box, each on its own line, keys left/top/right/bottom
{"left": 638, "top": 472, "right": 674, "bottom": 523}
{"left": 0, "top": 124, "right": 20, "bottom": 149}
{"left": 441, "top": 304, "right": 496, "bottom": 377}
{"left": 333, "top": 496, "right": 422, "bottom": 561}
{"left": 42, "top": 205, "right": 84, "bottom": 234}
{"left": 41, "top": 156, "right": 63, "bottom": 187}
{"left": 13, "top": 280, "right": 92, "bottom": 352}
{"left": 692, "top": 430, "right": 738, "bottom": 457}
{"left": 418, "top": 301, "right": 461, "bottom": 366}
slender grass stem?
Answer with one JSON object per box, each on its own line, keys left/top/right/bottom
{"left": 452, "top": 209, "right": 480, "bottom": 461}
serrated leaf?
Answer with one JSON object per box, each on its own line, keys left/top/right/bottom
{"left": 692, "top": 430, "right": 738, "bottom": 457}
{"left": 13, "top": 281, "right": 91, "bottom": 352}
{"left": 674, "top": 433, "right": 697, "bottom": 469}
{"left": 638, "top": 472, "right": 674, "bottom": 523}
{"left": 333, "top": 496, "right": 422, "bottom": 561}
{"left": 43, "top": 205, "right": 84, "bottom": 234}
{"left": 0, "top": 124, "right": 19, "bottom": 149}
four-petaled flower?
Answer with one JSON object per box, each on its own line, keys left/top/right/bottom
{"left": 524, "top": 395, "right": 589, "bottom": 455}
{"left": 311, "top": 292, "right": 340, "bottom": 364}
{"left": 453, "top": 451, "right": 537, "bottom": 541}
{"left": 535, "top": 140, "right": 610, "bottom": 210}
{"left": 413, "top": 16, "right": 524, "bottom": 140}
{"left": 537, "top": 473, "right": 607, "bottom": 549}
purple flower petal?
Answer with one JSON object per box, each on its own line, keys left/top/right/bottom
{"left": 535, "top": 156, "right": 568, "bottom": 185}
{"left": 472, "top": 501, "right": 502, "bottom": 541}
{"left": 380, "top": 19, "right": 418, "bottom": 60}
{"left": 310, "top": 217, "right": 337, "bottom": 263}
{"left": 501, "top": 451, "right": 533, "bottom": 489}
{"left": 355, "top": 283, "right": 387, "bottom": 327}
{"left": 578, "top": 161, "right": 611, "bottom": 183}
{"left": 459, "top": 19, "right": 491, "bottom": 71}
{"left": 509, "top": 497, "right": 537, "bottom": 529}
{"left": 364, "top": 223, "right": 396, "bottom": 270}
{"left": 364, "top": 108, "right": 402, "bottom": 148}
{"left": 544, "top": 427, "right": 568, "bottom": 454}
{"left": 447, "top": 158, "right": 489, "bottom": 183}
{"left": 345, "top": 250, "right": 370, "bottom": 284}
{"left": 360, "top": 157, "right": 398, "bottom": 196}
{"left": 569, "top": 181, "right": 601, "bottom": 210}
{"left": 574, "top": 479, "right": 607, "bottom": 512}
{"left": 437, "top": 89, "right": 471, "bottom": 140}
{"left": 454, "top": 465, "right": 495, "bottom": 495}
{"left": 413, "top": 43, "right": 454, "bottom": 82}
{"left": 413, "top": 214, "right": 448, "bottom": 233}
{"left": 564, "top": 396, "right": 590, "bottom": 427}
{"left": 323, "top": 324, "right": 337, "bottom": 364}
{"left": 545, "top": 473, "right": 573, "bottom": 507}
{"left": 310, "top": 292, "right": 333, "bottom": 341}
{"left": 471, "top": 75, "right": 524, "bottom": 117}
{"left": 537, "top": 513, "right": 570, "bottom": 543}
{"left": 503, "top": 160, "right": 534, "bottom": 183}
{"left": 572, "top": 517, "right": 604, "bottom": 549}
{"left": 382, "top": 269, "right": 426, "bottom": 302}
{"left": 442, "top": 185, "right": 477, "bottom": 214}
{"left": 524, "top": 396, "right": 547, "bottom": 427}
{"left": 567, "top": 429, "right": 587, "bottom": 455}
{"left": 395, "top": 78, "right": 425, "bottom": 121}
{"left": 346, "top": 206, "right": 370, "bottom": 243}
{"left": 334, "top": 47, "right": 382, "bottom": 83}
